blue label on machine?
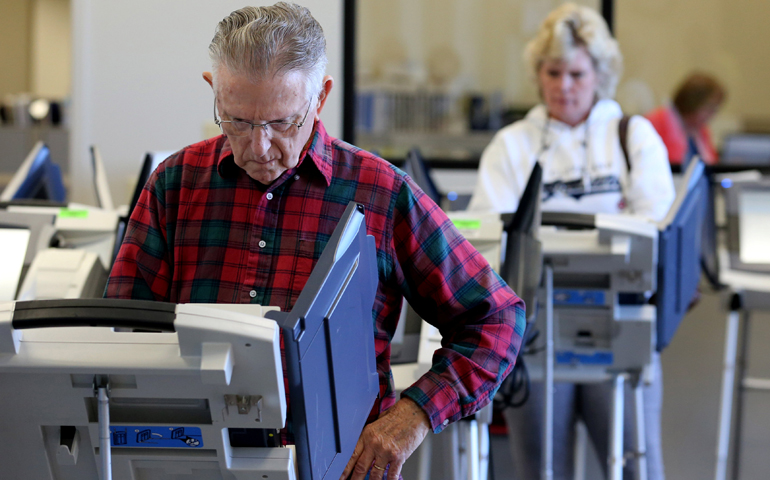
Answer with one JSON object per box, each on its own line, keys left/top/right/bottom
{"left": 109, "top": 426, "right": 203, "bottom": 448}
{"left": 553, "top": 289, "right": 606, "bottom": 306}
{"left": 556, "top": 351, "right": 614, "bottom": 365}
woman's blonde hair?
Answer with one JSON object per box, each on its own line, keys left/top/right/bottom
{"left": 524, "top": 3, "right": 622, "bottom": 99}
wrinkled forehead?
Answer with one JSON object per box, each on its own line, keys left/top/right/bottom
{"left": 214, "top": 68, "right": 310, "bottom": 120}
{"left": 214, "top": 65, "right": 309, "bottom": 99}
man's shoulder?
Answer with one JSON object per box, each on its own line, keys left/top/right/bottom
{"left": 146, "top": 136, "right": 229, "bottom": 198}
{"left": 328, "top": 137, "right": 407, "bottom": 186}
{"left": 160, "top": 136, "right": 227, "bottom": 172}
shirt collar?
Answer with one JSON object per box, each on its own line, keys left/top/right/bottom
{"left": 216, "top": 120, "right": 334, "bottom": 187}
{"left": 299, "top": 120, "right": 334, "bottom": 186}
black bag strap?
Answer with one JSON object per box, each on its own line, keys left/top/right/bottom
{"left": 619, "top": 115, "right": 633, "bottom": 173}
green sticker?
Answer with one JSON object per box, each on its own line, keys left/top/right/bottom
{"left": 452, "top": 219, "right": 481, "bottom": 230}
{"left": 59, "top": 209, "right": 89, "bottom": 219}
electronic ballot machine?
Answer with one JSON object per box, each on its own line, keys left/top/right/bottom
{"left": 0, "top": 202, "right": 379, "bottom": 480}
{"left": 520, "top": 158, "right": 707, "bottom": 480}
{"left": 0, "top": 142, "right": 121, "bottom": 301}
{"left": 713, "top": 176, "right": 770, "bottom": 480}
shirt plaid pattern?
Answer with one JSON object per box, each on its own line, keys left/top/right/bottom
{"left": 106, "top": 121, "right": 525, "bottom": 434}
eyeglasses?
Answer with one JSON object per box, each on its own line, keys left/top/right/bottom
{"left": 214, "top": 98, "right": 313, "bottom": 138}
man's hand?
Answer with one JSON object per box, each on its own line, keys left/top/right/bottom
{"left": 340, "top": 397, "right": 432, "bottom": 480}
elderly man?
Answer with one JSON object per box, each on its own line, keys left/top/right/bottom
{"left": 106, "top": 3, "right": 524, "bottom": 479}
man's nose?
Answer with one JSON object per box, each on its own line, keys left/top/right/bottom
{"left": 249, "top": 125, "right": 272, "bottom": 156}
{"left": 557, "top": 73, "right": 572, "bottom": 91}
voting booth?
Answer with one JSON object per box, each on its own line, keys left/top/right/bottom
{"left": 524, "top": 158, "right": 706, "bottom": 480}
{"left": 714, "top": 178, "right": 770, "bottom": 480}
{"left": 0, "top": 143, "right": 124, "bottom": 301}
{"left": 0, "top": 202, "right": 379, "bottom": 480}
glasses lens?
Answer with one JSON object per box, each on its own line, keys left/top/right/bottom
{"left": 268, "top": 122, "right": 295, "bottom": 136}
{"left": 226, "top": 121, "right": 252, "bottom": 136}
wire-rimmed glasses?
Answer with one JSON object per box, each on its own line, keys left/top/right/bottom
{"left": 214, "top": 98, "right": 313, "bottom": 138}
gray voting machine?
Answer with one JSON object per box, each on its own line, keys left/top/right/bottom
{"left": 0, "top": 201, "right": 379, "bottom": 480}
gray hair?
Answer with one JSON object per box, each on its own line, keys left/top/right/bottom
{"left": 208, "top": 2, "right": 328, "bottom": 100}
{"left": 524, "top": 3, "right": 622, "bottom": 100}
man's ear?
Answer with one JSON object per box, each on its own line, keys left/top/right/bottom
{"left": 203, "top": 71, "right": 214, "bottom": 89}
{"left": 314, "top": 75, "right": 334, "bottom": 120}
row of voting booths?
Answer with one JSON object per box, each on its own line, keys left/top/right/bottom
{"left": 392, "top": 150, "right": 710, "bottom": 480}
{"left": 2, "top": 137, "right": 758, "bottom": 480}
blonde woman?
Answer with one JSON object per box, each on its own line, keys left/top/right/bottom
{"left": 469, "top": 4, "right": 674, "bottom": 479}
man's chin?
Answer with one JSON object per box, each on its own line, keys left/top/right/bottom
{"left": 249, "top": 167, "right": 286, "bottom": 185}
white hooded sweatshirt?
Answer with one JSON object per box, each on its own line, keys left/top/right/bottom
{"left": 468, "top": 99, "right": 675, "bottom": 222}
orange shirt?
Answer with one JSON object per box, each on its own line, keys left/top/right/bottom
{"left": 646, "top": 105, "right": 718, "bottom": 165}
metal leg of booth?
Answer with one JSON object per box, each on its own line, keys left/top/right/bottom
{"left": 633, "top": 378, "right": 648, "bottom": 480}
{"left": 608, "top": 374, "right": 625, "bottom": 480}
{"left": 479, "top": 422, "right": 490, "bottom": 480}
{"left": 541, "top": 265, "right": 555, "bottom": 480}
{"left": 415, "top": 430, "right": 433, "bottom": 480}
{"left": 715, "top": 308, "right": 741, "bottom": 480}
{"left": 574, "top": 420, "right": 589, "bottom": 480}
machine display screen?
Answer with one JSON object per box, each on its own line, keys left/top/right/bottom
{"left": 739, "top": 190, "right": 770, "bottom": 265}
{"left": 0, "top": 227, "right": 31, "bottom": 301}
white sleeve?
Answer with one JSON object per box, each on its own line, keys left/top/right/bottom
{"left": 624, "top": 116, "right": 676, "bottom": 222}
{"left": 467, "top": 132, "right": 527, "bottom": 213}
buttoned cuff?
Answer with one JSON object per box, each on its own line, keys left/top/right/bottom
{"left": 400, "top": 370, "right": 462, "bottom": 434}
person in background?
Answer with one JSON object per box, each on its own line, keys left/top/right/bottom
{"left": 646, "top": 72, "right": 726, "bottom": 166}
{"left": 469, "top": 3, "right": 674, "bottom": 480}
{"left": 105, "top": 3, "right": 525, "bottom": 479}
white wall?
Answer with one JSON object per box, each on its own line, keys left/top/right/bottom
{"left": 70, "top": 0, "right": 343, "bottom": 206}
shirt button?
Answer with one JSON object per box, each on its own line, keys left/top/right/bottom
{"left": 249, "top": 290, "right": 257, "bottom": 298}
{"left": 294, "top": 175, "right": 300, "bottom": 180}
{"left": 266, "top": 193, "right": 273, "bottom": 200}
{"left": 258, "top": 240, "right": 266, "bottom": 248}
{"left": 442, "top": 419, "right": 449, "bottom": 426}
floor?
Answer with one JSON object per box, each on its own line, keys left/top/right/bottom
{"left": 482, "top": 281, "right": 770, "bottom": 480}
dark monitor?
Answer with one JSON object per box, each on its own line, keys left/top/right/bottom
{"left": 0, "top": 142, "right": 66, "bottom": 203}
{"left": 501, "top": 162, "right": 543, "bottom": 322}
{"left": 700, "top": 168, "right": 722, "bottom": 288}
{"left": 403, "top": 148, "right": 441, "bottom": 204}
{"left": 502, "top": 162, "right": 542, "bottom": 238}
{"left": 655, "top": 158, "right": 708, "bottom": 351}
{"left": 724, "top": 178, "right": 770, "bottom": 274}
{"left": 0, "top": 201, "right": 379, "bottom": 480}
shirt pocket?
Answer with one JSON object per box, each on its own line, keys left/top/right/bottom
{"left": 276, "top": 231, "right": 321, "bottom": 308}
